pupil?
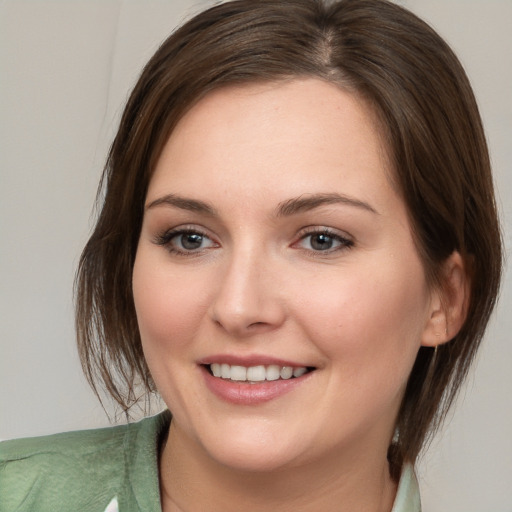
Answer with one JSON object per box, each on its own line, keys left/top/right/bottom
{"left": 311, "top": 234, "right": 333, "bottom": 250}
{"left": 181, "top": 233, "right": 203, "bottom": 250}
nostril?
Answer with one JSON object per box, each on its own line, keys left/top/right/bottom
{"left": 248, "top": 321, "right": 266, "bottom": 328}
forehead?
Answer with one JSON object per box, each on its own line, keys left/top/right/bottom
{"left": 148, "top": 79, "right": 397, "bottom": 214}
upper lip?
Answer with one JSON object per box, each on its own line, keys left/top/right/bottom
{"left": 197, "top": 354, "right": 312, "bottom": 368}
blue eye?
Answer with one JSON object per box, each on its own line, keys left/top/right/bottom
{"left": 175, "top": 232, "right": 207, "bottom": 251}
{"left": 298, "top": 230, "right": 353, "bottom": 252}
{"left": 308, "top": 233, "right": 336, "bottom": 250}
{"left": 155, "top": 228, "right": 217, "bottom": 254}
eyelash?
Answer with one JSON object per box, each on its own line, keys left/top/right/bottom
{"left": 295, "top": 227, "right": 354, "bottom": 255}
{"left": 153, "top": 226, "right": 354, "bottom": 257}
{"left": 153, "top": 226, "right": 217, "bottom": 256}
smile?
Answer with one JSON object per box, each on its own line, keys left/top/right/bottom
{"left": 208, "top": 363, "right": 309, "bottom": 382}
{"left": 201, "top": 362, "right": 315, "bottom": 405}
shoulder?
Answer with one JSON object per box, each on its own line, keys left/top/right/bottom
{"left": 0, "top": 411, "right": 170, "bottom": 512}
{"left": 1, "top": 419, "right": 129, "bottom": 461}
{"left": 0, "top": 422, "right": 128, "bottom": 512}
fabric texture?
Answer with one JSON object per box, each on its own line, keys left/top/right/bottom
{"left": 0, "top": 411, "right": 170, "bottom": 512}
{"left": 0, "top": 411, "right": 421, "bottom": 511}
{"left": 392, "top": 463, "right": 422, "bottom": 511}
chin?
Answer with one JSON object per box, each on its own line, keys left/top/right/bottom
{"left": 189, "top": 418, "right": 311, "bottom": 473}
{"left": 207, "top": 441, "right": 303, "bottom": 473}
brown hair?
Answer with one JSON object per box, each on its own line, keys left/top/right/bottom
{"left": 75, "top": 0, "right": 502, "bottom": 473}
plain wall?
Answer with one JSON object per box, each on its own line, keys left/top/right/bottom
{"left": 1, "top": 1, "right": 511, "bottom": 510}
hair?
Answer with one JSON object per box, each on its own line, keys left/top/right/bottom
{"left": 75, "top": 0, "right": 502, "bottom": 476}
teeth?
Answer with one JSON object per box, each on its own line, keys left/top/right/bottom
{"left": 211, "top": 363, "right": 222, "bottom": 377}
{"left": 266, "top": 365, "right": 280, "bottom": 381}
{"left": 293, "top": 367, "right": 307, "bottom": 378}
{"left": 246, "top": 365, "right": 266, "bottom": 381}
{"left": 221, "top": 363, "right": 230, "bottom": 379}
{"left": 280, "top": 366, "right": 293, "bottom": 379}
{"left": 230, "top": 365, "right": 247, "bottom": 381}
{"left": 209, "top": 363, "right": 309, "bottom": 382}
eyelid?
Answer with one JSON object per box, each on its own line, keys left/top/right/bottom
{"left": 151, "top": 223, "right": 353, "bottom": 257}
{"left": 153, "top": 224, "right": 219, "bottom": 255}
{"left": 293, "top": 226, "right": 354, "bottom": 253}
{"left": 296, "top": 225, "right": 353, "bottom": 240}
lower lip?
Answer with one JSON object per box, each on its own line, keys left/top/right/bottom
{"left": 201, "top": 366, "right": 313, "bottom": 405}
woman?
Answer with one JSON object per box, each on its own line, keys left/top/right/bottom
{"left": 0, "top": 0, "right": 502, "bottom": 511}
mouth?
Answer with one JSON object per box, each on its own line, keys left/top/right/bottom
{"left": 204, "top": 363, "right": 314, "bottom": 383}
{"left": 199, "top": 358, "right": 316, "bottom": 404}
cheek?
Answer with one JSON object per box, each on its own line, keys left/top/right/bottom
{"left": 132, "top": 252, "right": 210, "bottom": 354}
{"left": 294, "top": 258, "right": 430, "bottom": 382}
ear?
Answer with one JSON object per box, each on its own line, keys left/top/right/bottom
{"left": 422, "top": 251, "right": 470, "bottom": 347}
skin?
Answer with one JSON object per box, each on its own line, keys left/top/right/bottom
{"left": 132, "top": 79, "right": 456, "bottom": 511}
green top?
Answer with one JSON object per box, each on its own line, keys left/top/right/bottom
{"left": 0, "top": 411, "right": 170, "bottom": 512}
{"left": 0, "top": 411, "right": 421, "bottom": 511}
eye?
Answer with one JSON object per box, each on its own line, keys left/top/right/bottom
{"left": 154, "top": 227, "right": 218, "bottom": 255}
{"left": 174, "top": 232, "right": 211, "bottom": 251}
{"left": 297, "top": 229, "right": 353, "bottom": 253}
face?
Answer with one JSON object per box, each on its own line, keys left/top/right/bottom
{"left": 132, "top": 79, "right": 436, "bottom": 473}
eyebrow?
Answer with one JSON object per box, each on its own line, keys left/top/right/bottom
{"left": 145, "top": 194, "right": 217, "bottom": 215}
{"left": 276, "top": 193, "right": 378, "bottom": 216}
{"left": 145, "top": 192, "right": 378, "bottom": 217}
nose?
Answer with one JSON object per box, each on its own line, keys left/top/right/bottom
{"left": 209, "top": 245, "right": 286, "bottom": 338}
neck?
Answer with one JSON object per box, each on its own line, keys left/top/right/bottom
{"left": 159, "top": 422, "right": 397, "bottom": 512}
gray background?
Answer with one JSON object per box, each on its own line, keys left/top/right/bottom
{"left": 1, "top": 1, "right": 510, "bottom": 510}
